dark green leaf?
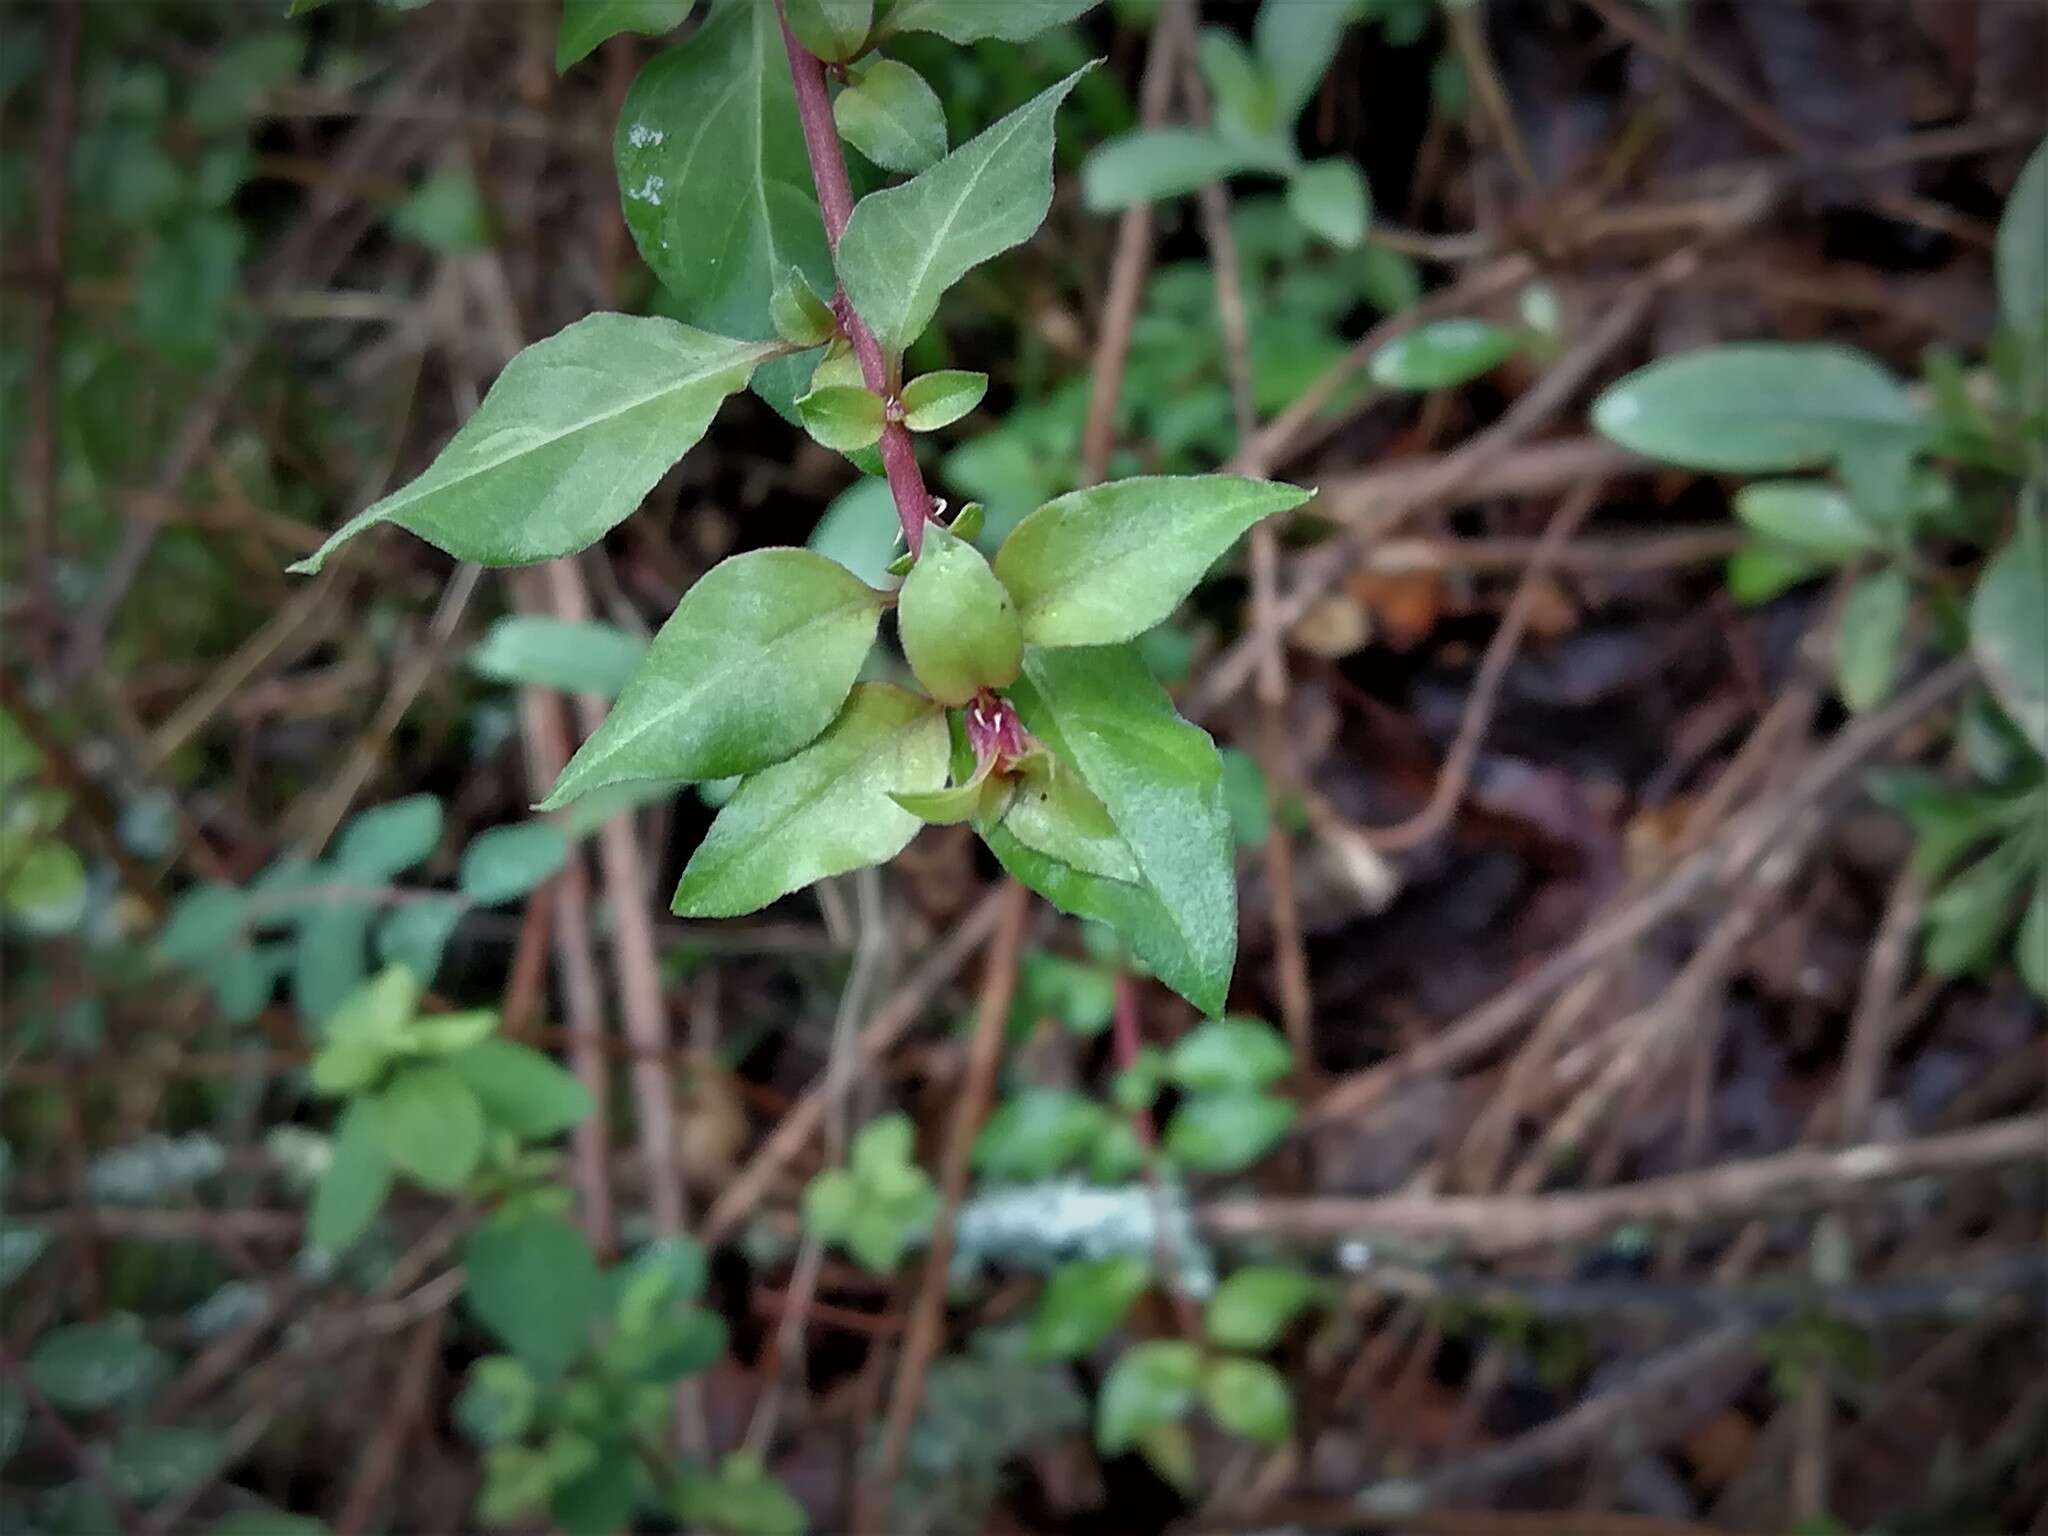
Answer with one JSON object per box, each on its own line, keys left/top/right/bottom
{"left": 673, "top": 684, "right": 949, "bottom": 916}
{"left": 1727, "top": 540, "right": 1828, "bottom": 605}
{"left": 1163, "top": 1091, "right": 1294, "bottom": 1172}
{"left": 551, "top": 1447, "right": 639, "bottom": 1536}
{"left": 1368, "top": 317, "right": 1520, "bottom": 391}
{"left": 558, "top": 0, "right": 695, "bottom": 72}
{"left": 1027, "top": 1255, "right": 1150, "bottom": 1360}
{"left": 1996, "top": 136, "right": 2048, "bottom": 340}
{"left": 2018, "top": 883, "right": 2047, "bottom": 998}
{"left": 30, "top": 1318, "right": 161, "bottom": 1412}
{"left": 311, "top": 1099, "right": 394, "bottom": 1253}
{"left": 1924, "top": 838, "right": 2033, "bottom": 976}
{"left": 798, "top": 384, "right": 887, "bottom": 453}
{"left": 459, "top": 822, "right": 569, "bottom": 906}
{"left": 292, "top": 317, "right": 772, "bottom": 573}
{"left": 469, "top": 616, "right": 648, "bottom": 699}
{"left": 835, "top": 57, "right": 946, "bottom": 174}
{"left": 293, "top": 903, "right": 371, "bottom": 1030}
{"left": 900, "top": 369, "right": 987, "bottom": 432}
{"left": 840, "top": 66, "right": 1093, "bottom": 355}
{"left": 1836, "top": 567, "right": 1911, "bottom": 713}
{"left": 995, "top": 475, "right": 1310, "bottom": 647}
{"left": 107, "top": 1426, "right": 223, "bottom": 1500}
{"left": 447, "top": 1038, "right": 595, "bottom": 1139}
{"left": 899, "top": 523, "right": 1023, "bottom": 704}
{"left": 1286, "top": 158, "right": 1369, "bottom": 248}
{"left": 1970, "top": 493, "right": 2048, "bottom": 756}
{"left": 787, "top": 0, "right": 872, "bottom": 60}
{"left": 1095, "top": 1339, "right": 1199, "bottom": 1454}
{"left": 1203, "top": 1265, "right": 1315, "bottom": 1350}
{"left": 1201, "top": 1355, "right": 1292, "bottom": 1443}
{"left": 1358, "top": 241, "right": 1421, "bottom": 312}
{"left": 1165, "top": 1016, "right": 1292, "bottom": 1093}
{"left": 1008, "top": 647, "right": 1236, "bottom": 1015}
{"left": 1591, "top": 343, "right": 1923, "bottom": 475}
{"left": 971, "top": 1088, "right": 1108, "bottom": 1179}
{"left": 374, "top": 1065, "right": 487, "bottom": 1190}
{"left": 158, "top": 883, "right": 247, "bottom": 964}
{"left": 464, "top": 1212, "right": 604, "bottom": 1381}
{"left": 617, "top": 0, "right": 833, "bottom": 416}
{"left": 545, "top": 549, "right": 884, "bottom": 804}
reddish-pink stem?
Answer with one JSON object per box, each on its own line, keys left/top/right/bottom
{"left": 776, "top": 4, "right": 934, "bottom": 557}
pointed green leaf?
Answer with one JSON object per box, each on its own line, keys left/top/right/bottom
{"left": 1969, "top": 492, "right": 2048, "bottom": 756}
{"left": 995, "top": 475, "right": 1310, "bottom": 648}
{"left": 1082, "top": 129, "right": 1269, "bottom": 212}
{"left": 1996, "top": 135, "right": 2048, "bottom": 340}
{"left": 835, "top": 57, "right": 946, "bottom": 175}
{"left": 447, "top": 1038, "right": 596, "bottom": 1139}
{"left": 459, "top": 822, "right": 569, "bottom": 906}
{"left": 1924, "top": 839, "right": 2032, "bottom": 976}
{"left": 839, "top": 65, "right": 1093, "bottom": 355}
{"left": 877, "top": 0, "right": 1100, "bottom": 43}
{"left": 1286, "top": 157, "right": 1370, "bottom": 248}
{"left": 1204, "top": 1265, "right": 1316, "bottom": 1351}
{"left": 798, "top": 384, "right": 887, "bottom": 453}
{"left": 998, "top": 759, "right": 1139, "bottom": 881}
{"left": 899, "top": 523, "right": 1023, "bottom": 704}
{"left": 1163, "top": 1090, "right": 1294, "bottom": 1172}
{"left": 1197, "top": 29, "right": 1278, "bottom": 140}
{"left": 890, "top": 760, "right": 1012, "bottom": 826}
{"left": 1727, "top": 540, "right": 1829, "bottom": 604}
{"left": 900, "top": 369, "right": 987, "bottom": 432}
{"left": 374, "top": 1065, "right": 486, "bottom": 1190}
{"left": 1368, "top": 317, "right": 1520, "bottom": 391}
{"left": 557, "top": 0, "right": 694, "bottom": 73}
{"left": 1201, "top": 1355, "right": 1292, "bottom": 1444}
{"left": 1165, "top": 1016, "right": 1293, "bottom": 1093}
{"left": 291, "top": 317, "right": 772, "bottom": 573}
{"left": 673, "top": 684, "right": 948, "bottom": 916}
{"left": 1591, "top": 343, "right": 1924, "bottom": 474}
{"left": 376, "top": 897, "right": 466, "bottom": 986}
{"left": 546, "top": 549, "right": 885, "bottom": 805}
{"left": 770, "top": 267, "right": 839, "bottom": 348}
{"left": 1095, "top": 1339, "right": 1200, "bottom": 1454}
{"left": 1027, "top": 1255, "right": 1150, "bottom": 1361}
{"left": 464, "top": 1212, "right": 603, "bottom": 1381}
{"left": 1836, "top": 567, "right": 1911, "bottom": 713}
{"left": 617, "top": 0, "right": 833, "bottom": 415}
{"left": 2018, "top": 882, "right": 2047, "bottom": 998}
{"left": 786, "top": 0, "right": 872, "bottom": 61}
{"left": 406, "top": 1009, "right": 499, "bottom": 1057}
{"left": 470, "top": 617, "right": 648, "bottom": 699}
{"left": 1733, "top": 481, "right": 1883, "bottom": 561}
{"left": 1256, "top": 0, "right": 1356, "bottom": 119}
{"left": 335, "top": 794, "right": 443, "bottom": 880}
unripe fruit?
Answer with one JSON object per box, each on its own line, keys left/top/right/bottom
{"left": 897, "top": 522, "right": 1023, "bottom": 705}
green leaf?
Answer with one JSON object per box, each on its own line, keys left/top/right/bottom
{"left": 999, "top": 758, "right": 1138, "bottom": 881}
{"left": 0, "top": 1222, "right": 49, "bottom": 1289}
{"left": 835, "top": 57, "right": 946, "bottom": 175}
{"left": 4, "top": 841, "right": 86, "bottom": 933}
{"left": 1204, "top": 1265, "right": 1315, "bottom": 1351}
{"left": 785, "top": 0, "right": 871, "bottom": 59}
{"left": 890, "top": 763, "right": 1011, "bottom": 826}
{"left": 1165, "top": 1016, "right": 1293, "bottom": 1093}
{"left": 291, "top": 317, "right": 772, "bottom": 574}
{"left": 2018, "top": 883, "right": 2047, "bottom": 998}
{"left": 1163, "top": 1090, "right": 1295, "bottom": 1172}
{"left": 456, "top": 1357, "right": 538, "bottom": 1447}
{"left": 158, "top": 883, "right": 248, "bottom": 964}
{"left": 1866, "top": 770, "right": 2029, "bottom": 882}
{"left": 465, "top": 1212, "right": 603, "bottom": 1381}
{"left": 1201, "top": 1355, "right": 1292, "bottom": 1444}
{"left": 808, "top": 477, "right": 903, "bottom": 585}
{"left": 376, "top": 898, "right": 466, "bottom": 987}
{"left": 1591, "top": 343, "right": 1923, "bottom": 475}
{"left": 459, "top": 822, "right": 569, "bottom": 906}
{"left": 1996, "top": 135, "right": 2048, "bottom": 340}
{"left": 1836, "top": 567, "right": 1911, "bottom": 713}
{"left": 1286, "top": 158, "right": 1369, "bottom": 248}
{"left": 107, "top": 1425, "right": 223, "bottom": 1500}
{"left": 1219, "top": 746, "right": 1270, "bottom": 848}
{"left": 311, "top": 1099, "right": 394, "bottom": 1253}
{"left": 1082, "top": 129, "right": 1267, "bottom": 212}
{"left": 1727, "top": 540, "right": 1829, "bottom": 605}
{"left": 771, "top": 267, "right": 840, "bottom": 349}
{"left": 1255, "top": 0, "right": 1356, "bottom": 119}
{"left": 1028, "top": 1256, "right": 1150, "bottom": 1360}
{"left": 317, "top": 965, "right": 422, "bottom": 1077}
{"left": 900, "top": 369, "right": 987, "bottom": 432}
{"left": 971, "top": 1088, "right": 1108, "bottom": 1179}
{"left": 673, "top": 684, "right": 948, "bottom": 916}
{"left": 294, "top": 903, "right": 371, "bottom": 1030}
{"left": 899, "top": 523, "right": 1024, "bottom": 704}
{"left": 447, "top": 1038, "right": 595, "bottom": 1139}
{"left": 470, "top": 617, "right": 648, "bottom": 699}
{"left": 995, "top": 475, "right": 1310, "bottom": 647}
{"left": 1368, "top": 317, "right": 1520, "bottom": 391}
{"left": 375, "top": 1065, "right": 487, "bottom": 1190}
{"left": 878, "top": 0, "right": 1100, "bottom": 44}
{"left": 839, "top": 65, "right": 1093, "bottom": 355}
{"left": 1733, "top": 481, "right": 1882, "bottom": 561}
{"left": 206, "top": 1513, "right": 328, "bottom": 1536}
{"left": 798, "top": 384, "right": 888, "bottom": 453}
{"left": 1007, "top": 647, "right": 1236, "bottom": 1014}
{"left": 1358, "top": 241, "right": 1422, "bottom": 312}
{"left": 617, "top": 0, "right": 833, "bottom": 416}
{"left": 389, "top": 169, "right": 489, "bottom": 253}
{"left": 1088, "top": 1116, "right": 1149, "bottom": 1182}
{"left": 1924, "top": 839, "right": 2033, "bottom": 975}
{"left": 676, "top": 1452, "right": 809, "bottom": 1536}
{"left": 1970, "top": 494, "right": 2048, "bottom": 757}
{"left": 544, "top": 549, "right": 884, "bottom": 804}
{"left": 335, "top": 794, "right": 443, "bottom": 880}
{"left": 1197, "top": 30, "right": 1278, "bottom": 140}
{"left": 558, "top": 0, "right": 695, "bottom": 71}
{"left": 407, "top": 1009, "right": 499, "bottom": 1056}
{"left": 31, "top": 1317, "right": 161, "bottom": 1412}
{"left": 1095, "top": 1339, "right": 1200, "bottom": 1454}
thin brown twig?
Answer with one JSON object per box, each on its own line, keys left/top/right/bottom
{"left": 864, "top": 878, "right": 1030, "bottom": 1528}
{"left": 331, "top": 1309, "right": 446, "bottom": 1536}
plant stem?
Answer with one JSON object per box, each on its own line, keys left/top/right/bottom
{"left": 776, "top": 3, "right": 935, "bottom": 557}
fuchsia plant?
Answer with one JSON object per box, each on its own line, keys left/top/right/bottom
{"left": 292, "top": 0, "right": 1314, "bottom": 1017}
